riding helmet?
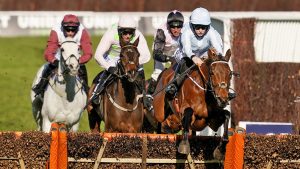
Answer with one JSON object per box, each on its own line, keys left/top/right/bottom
{"left": 167, "top": 10, "right": 184, "bottom": 28}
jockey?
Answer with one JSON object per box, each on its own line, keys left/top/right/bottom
{"left": 165, "top": 7, "right": 236, "bottom": 100}
{"left": 91, "top": 15, "right": 151, "bottom": 110}
{"left": 32, "top": 14, "right": 93, "bottom": 97}
{"left": 147, "top": 10, "right": 184, "bottom": 95}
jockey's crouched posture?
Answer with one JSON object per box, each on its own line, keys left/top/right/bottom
{"left": 87, "top": 16, "right": 152, "bottom": 125}
{"left": 165, "top": 7, "right": 236, "bottom": 100}
{"left": 147, "top": 10, "right": 184, "bottom": 95}
{"left": 32, "top": 14, "right": 93, "bottom": 98}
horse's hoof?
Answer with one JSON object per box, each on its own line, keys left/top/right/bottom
{"left": 213, "top": 147, "right": 225, "bottom": 160}
{"left": 178, "top": 140, "right": 190, "bottom": 154}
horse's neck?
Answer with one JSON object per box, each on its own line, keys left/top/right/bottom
{"left": 199, "top": 63, "right": 210, "bottom": 83}
{"left": 114, "top": 78, "right": 138, "bottom": 104}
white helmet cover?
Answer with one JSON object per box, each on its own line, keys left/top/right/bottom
{"left": 118, "top": 16, "right": 137, "bottom": 29}
{"left": 190, "top": 7, "right": 211, "bottom": 25}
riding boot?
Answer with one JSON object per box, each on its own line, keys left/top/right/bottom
{"left": 90, "top": 71, "right": 110, "bottom": 104}
{"left": 32, "top": 63, "right": 57, "bottom": 97}
{"left": 137, "top": 70, "right": 153, "bottom": 111}
{"left": 79, "top": 65, "right": 89, "bottom": 94}
{"left": 147, "top": 78, "right": 157, "bottom": 95}
{"left": 165, "top": 59, "right": 189, "bottom": 99}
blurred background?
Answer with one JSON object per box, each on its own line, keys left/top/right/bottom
{"left": 0, "top": 0, "right": 299, "bottom": 133}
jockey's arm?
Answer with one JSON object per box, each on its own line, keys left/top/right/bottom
{"left": 79, "top": 29, "right": 93, "bottom": 64}
{"left": 94, "top": 30, "right": 115, "bottom": 70}
{"left": 136, "top": 31, "right": 151, "bottom": 65}
{"left": 181, "top": 29, "right": 194, "bottom": 59}
{"left": 209, "top": 28, "right": 224, "bottom": 56}
{"left": 153, "top": 29, "right": 170, "bottom": 62}
{"left": 44, "top": 30, "right": 59, "bottom": 63}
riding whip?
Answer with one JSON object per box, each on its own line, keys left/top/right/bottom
{"left": 152, "top": 64, "right": 196, "bottom": 97}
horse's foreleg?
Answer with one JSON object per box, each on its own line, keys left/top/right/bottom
{"left": 144, "top": 109, "right": 158, "bottom": 129}
{"left": 42, "top": 116, "right": 52, "bottom": 132}
{"left": 178, "top": 107, "right": 193, "bottom": 154}
{"left": 88, "top": 108, "right": 101, "bottom": 133}
{"left": 213, "top": 110, "right": 231, "bottom": 160}
{"left": 69, "top": 123, "right": 79, "bottom": 132}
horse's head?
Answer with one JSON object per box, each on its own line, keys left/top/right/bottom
{"left": 206, "top": 48, "right": 233, "bottom": 108}
{"left": 60, "top": 38, "right": 80, "bottom": 76}
{"left": 119, "top": 37, "right": 140, "bottom": 82}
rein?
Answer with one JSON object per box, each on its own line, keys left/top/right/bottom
{"left": 106, "top": 91, "right": 143, "bottom": 112}
{"left": 121, "top": 44, "right": 138, "bottom": 49}
{"left": 152, "top": 64, "right": 196, "bottom": 97}
{"left": 61, "top": 40, "right": 77, "bottom": 45}
{"left": 49, "top": 76, "right": 83, "bottom": 98}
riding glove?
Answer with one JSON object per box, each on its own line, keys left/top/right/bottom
{"left": 108, "top": 66, "right": 118, "bottom": 75}
{"left": 166, "top": 56, "right": 176, "bottom": 63}
{"left": 191, "top": 56, "right": 203, "bottom": 67}
{"left": 51, "top": 59, "right": 59, "bottom": 68}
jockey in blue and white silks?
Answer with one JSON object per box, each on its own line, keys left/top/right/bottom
{"left": 165, "top": 7, "right": 224, "bottom": 99}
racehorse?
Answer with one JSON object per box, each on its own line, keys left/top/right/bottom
{"left": 91, "top": 38, "right": 144, "bottom": 133}
{"left": 152, "top": 48, "right": 237, "bottom": 159}
{"left": 31, "top": 37, "right": 87, "bottom": 132}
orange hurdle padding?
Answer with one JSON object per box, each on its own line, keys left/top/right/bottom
{"left": 58, "top": 123, "right": 68, "bottom": 169}
{"left": 49, "top": 122, "right": 59, "bottom": 169}
{"left": 224, "top": 127, "right": 246, "bottom": 169}
{"left": 102, "top": 132, "right": 177, "bottom": 142}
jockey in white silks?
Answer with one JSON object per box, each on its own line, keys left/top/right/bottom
{"left": 165, "top": 7, "right": 235, "bottom": 100}
{"left": 94, "top": 17, "right": 150, "bottom": 71}
{"left": 147, "top": 10, "right": 185, "bottom": 95}
{"left": 87, "top": 15, "right": 151, "bottom": 129}
{"left": 32, "top": 14, "right": 92, "bottom": 98}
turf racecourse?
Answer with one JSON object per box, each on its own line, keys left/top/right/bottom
{"left": 0, "top": 35, "right": 154, "bottom": 131}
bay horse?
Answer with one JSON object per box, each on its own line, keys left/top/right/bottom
{"left": 91, "top": 38, "right": 144, "bottom": 133}
{"left": 152, "top": 48, "right": 237, "bottom": 159}
{"left": 31, "top": 37, "right": 87, "bottom": 132}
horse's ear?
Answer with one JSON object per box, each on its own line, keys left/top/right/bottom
{"left": 133, "top": 37, "right": 139, "bottom": 47}
{"left": 208, "top": 48, "right": 217, "bottom": 60}
{"left": 208, "top": 48, "right": 213, "bottom": 59}
{"left": 224, "top": 49, "right": 231, "bottom": 62}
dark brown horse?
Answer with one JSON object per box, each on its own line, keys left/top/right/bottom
{"left": 152, "top": 48, "right": 238, "bottom": 159}
{"left": 92, "top": 38, "right": 145, "bottom": 133}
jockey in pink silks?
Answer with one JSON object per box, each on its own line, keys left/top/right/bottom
{"left": 32, "top": 14, "right": 92, "bottom": 97}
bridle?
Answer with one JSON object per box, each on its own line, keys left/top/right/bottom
{"left": 60, "top": 41, "right": 80, "bottom": 76}
{"left": 105, "top": 44, "right": 143, "bottom": 111}
{"left": 188, "top": 60, "right": 235, "bottom": 107}
{"left": 118, "top": 44, "right": 139, "bottom": 81}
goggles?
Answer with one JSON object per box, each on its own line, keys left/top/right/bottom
{"left": 119, "top": 28, "right": 135, "bottom": 35}
{"left": 169, "top": 21, "right": 183, "bottom": 29}
{"left": 193, "top": 24, "right": 209, "bottom": 30}
{"left": 64, "top": 26, "right": 78, "bottom": 32}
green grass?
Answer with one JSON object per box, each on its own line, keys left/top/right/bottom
{"left": 0, "top": 35, "right": 154, "bottom": 131}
